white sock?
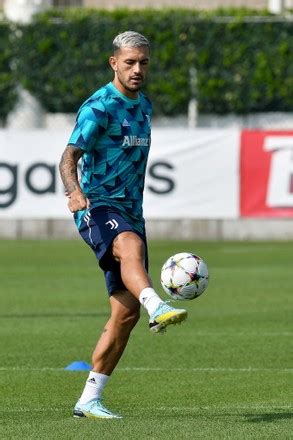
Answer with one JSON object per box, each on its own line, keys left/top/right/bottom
{"left": 139, "top": 287, "right": 164, "bottom": 316}
{"left": 79, "top": 371, "right": 109, "bottom": 404}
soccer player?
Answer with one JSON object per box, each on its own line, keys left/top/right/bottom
{"left": 59, "top": 31, "right": 187, "bottom": 419}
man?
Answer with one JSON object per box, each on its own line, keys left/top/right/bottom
{"left": 59, "top": 31, "right": 187, "bottom": 420}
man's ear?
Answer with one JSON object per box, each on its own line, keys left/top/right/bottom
{"left": 109, "top": 56, "right": 117, "bottom": 72}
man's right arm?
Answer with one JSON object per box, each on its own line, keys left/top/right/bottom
{"left": 59, "top": 145, "right": 89, "bottom": 213}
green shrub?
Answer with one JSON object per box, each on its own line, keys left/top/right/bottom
{"left": 14, "top": 8, "right": 293, "bottom": 116}
{"left": 193, "top": 17, "right": 293, "bottom": 113}
{"left": 0, "top": 21, "right": 17, "bottom": 123}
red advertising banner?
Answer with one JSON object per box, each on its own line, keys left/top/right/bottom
{"left": 240, "top": 130, "right": 293, "bottom": 217}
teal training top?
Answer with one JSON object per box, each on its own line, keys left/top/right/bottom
{"left": 68, "top": 82, "right": 153, "bottom": 233}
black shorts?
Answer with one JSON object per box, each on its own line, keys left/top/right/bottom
{"left": 77, "top": 207, "right": 148, "bottom": 295}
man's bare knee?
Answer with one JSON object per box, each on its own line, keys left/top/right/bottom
{"left": 112, "top": 304, "right": 140, "bottom": 328}
{"left": 110, "top": 290, "right": 141, "bottom": 331}
{"left": 112, "top": 231, "right": 145, "bottom": 261}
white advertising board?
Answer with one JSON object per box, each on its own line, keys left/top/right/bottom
{"left": 0, "top": 128, "right": 240, "bottom": 219}
{"left": 145, "top": 128, "right": 240, "bottom": 219}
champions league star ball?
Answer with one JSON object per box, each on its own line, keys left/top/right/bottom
{"left": 160, "top": 252, "right": 209, "bottom": 300}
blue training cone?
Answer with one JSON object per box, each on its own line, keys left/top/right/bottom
{"left": 64, "top": 361, "right": 92, "bottom": 371}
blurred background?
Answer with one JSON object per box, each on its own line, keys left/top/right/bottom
{"left": 0, "top": 0, "right": 292, "bottom": 240}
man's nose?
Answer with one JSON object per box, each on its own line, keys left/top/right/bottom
{"left": 133, "top": 62, "right": 142, "bottom": 73}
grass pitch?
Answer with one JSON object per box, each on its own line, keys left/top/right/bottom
{"left": 0, "top": 239, "right": 292, "bottom": 439}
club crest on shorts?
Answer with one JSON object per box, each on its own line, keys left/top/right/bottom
{"left": 105, "top": 219, "right": 119, "bottom": 230}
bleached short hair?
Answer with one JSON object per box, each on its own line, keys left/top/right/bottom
{"left": 113, "top": 31, "right": 150, "bottom": 52}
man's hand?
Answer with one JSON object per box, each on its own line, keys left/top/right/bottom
{"left": 67, "top": 189, "right": 90, "bottom": 213}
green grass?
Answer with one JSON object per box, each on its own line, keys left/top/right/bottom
{"left": 0, "top": 240, "right": 292, "bottom": 439}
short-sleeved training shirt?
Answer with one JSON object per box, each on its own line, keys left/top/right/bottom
{"left": 68, "top": 82, "right": 152, "bottom": 234}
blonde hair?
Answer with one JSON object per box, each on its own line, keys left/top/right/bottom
{"left": 113, "top": 31, "right": 150, "bottom": 52}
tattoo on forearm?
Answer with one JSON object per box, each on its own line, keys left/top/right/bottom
{"left": 59, "top": 146, "right": 83, "bottom": 194}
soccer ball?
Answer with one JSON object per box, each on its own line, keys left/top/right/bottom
{"left": 160, "top": 252, "right": 209, "bottom": 300}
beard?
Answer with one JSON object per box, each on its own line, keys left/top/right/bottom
{"left": 117, "top": 73, "right": 144, "bottom": 92}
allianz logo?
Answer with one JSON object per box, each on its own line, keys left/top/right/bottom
{"left": 122, "top": 135, "right": 149, "bottom": 147}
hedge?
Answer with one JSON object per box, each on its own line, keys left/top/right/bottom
{"left": 0, "top": 21, "right": 17, "bottom": 123}
{"left": 8, "top": 8, "right": 293, "bottom": 117}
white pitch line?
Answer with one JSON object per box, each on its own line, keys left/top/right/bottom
{"left": 119, "top": 367, "right": 293, "bottom": 373}
{"left": 3, "top": 405, "right": 292, "bottom": 413}
{"left": 4, "top": 408, "right": 66, "bottom": 413}
{"left": 0, "top": 367, "right": 292, "bottom": 372}
{"left": 177, "top": 332, "right": 293, "bottom": 337}
{"left": 155, "top": 405, "right": 293, "bottom": 412}
{"left": 156, "top": 405, "right": 293, "bottom": 411}
{"left": 0, "top": 367, "right": 64, "bottom": 371}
